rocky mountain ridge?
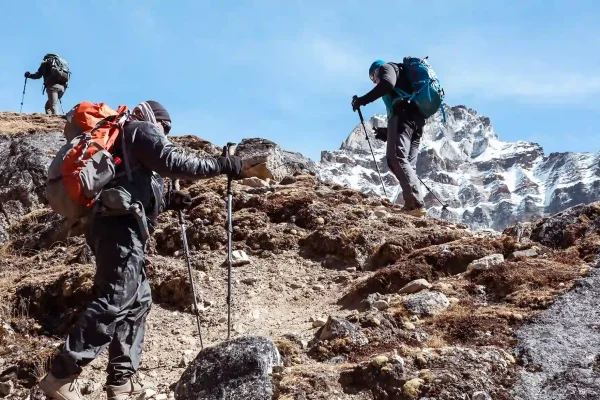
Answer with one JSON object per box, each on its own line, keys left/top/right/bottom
{"left": 0, "top": 112, "right": 599, "bottom": 399}
{"left": 318, "top": 105, "right": 600, "bottom": 231}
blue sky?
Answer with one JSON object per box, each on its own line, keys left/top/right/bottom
{"left": 0, "top": 0, "right": 598, "bottom": 161}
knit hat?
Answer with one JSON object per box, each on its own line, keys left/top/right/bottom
{"left": 369, "top": 60, "right": 385, "bottom": 77}
{"left": 145, "top": 100, "right": 171, "bottom": 122}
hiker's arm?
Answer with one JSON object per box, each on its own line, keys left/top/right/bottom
{"left": 360, "top": 63, "right": 396, "bottom": 105}
{"left": 132, "top": 123, "right": 223, "bottom": 179}
{"left": 27, "top": 64, "right": 44, "bottom": 80}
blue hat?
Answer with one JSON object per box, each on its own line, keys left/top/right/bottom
{"left": 369, "top": 60, "right": 385, "bottom": 77}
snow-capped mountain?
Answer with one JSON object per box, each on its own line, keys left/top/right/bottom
{"left": 318, "top": 105, "right": 600, "bottom": 231}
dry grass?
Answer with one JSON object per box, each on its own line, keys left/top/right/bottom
{"left": 0, "top": 112, "right": 64, "bottom": 135}
{"left": 473, "top": 258, "right": 582, "bottom": 300}
{"left": 428, "top": 302, "right": 518, "bottom": 347}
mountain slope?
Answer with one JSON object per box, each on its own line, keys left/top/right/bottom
{"left": 318, "top": 105, "right": 600, "bottom": 231}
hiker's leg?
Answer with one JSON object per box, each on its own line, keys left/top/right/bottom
{"left": 49, "top": 216, "right": 146, "bottom": 379}
{"left": 386, "top": 115, "right": 421, "bottom": 208}
{"left": 408, "top": 125, "right": 422, "bottom": 169}
{"left": 44, "top": 89, "right": 53, "bottom": 115}
{"left": 46, "top": 87, "right": 60, "bottom": 115}
{"left": 106, "top": 257, "right": 152, "bottom": 384}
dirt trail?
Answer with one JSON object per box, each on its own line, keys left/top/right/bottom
{"left": 67, "top": 251, "right": 354, "bottom": 399}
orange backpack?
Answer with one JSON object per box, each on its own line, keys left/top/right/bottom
{"left": 46, "top": 101, "right": 131, "bottom": 221}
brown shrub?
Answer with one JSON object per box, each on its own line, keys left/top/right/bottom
{"left": 473, "top": 259, "right": 581, "bottom": 300}
{"left": 429, "top": 304, "right": 516, "bottom": 347}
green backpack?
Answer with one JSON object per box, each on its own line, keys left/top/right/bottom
{"left": 43, "top": 54, "right": 71, "bottom": 86}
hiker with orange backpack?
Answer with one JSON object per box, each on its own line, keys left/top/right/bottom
{"left": 351, "top": 57, "right": 445, "bottom": 217}
{"left": 24, "top": 53, "right": 70, "bottom": 115}
{"left": 40, "top": 100, "right": 243, "bottom": 400}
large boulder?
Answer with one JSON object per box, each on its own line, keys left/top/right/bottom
{"left": 0, "top": 131, "right": 66, "bottom": 244}
{"left": 237, "top": 138, "right": 316, "bottom": 181}
{"left": 174, "top": 335, "right": 282, "bottom": 400}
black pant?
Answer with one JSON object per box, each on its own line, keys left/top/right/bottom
{"left": 50, "top": 215, "right": 152, "bottom": 384}
{"left": 386, "top": 106, "right": 426, "bottom": 209}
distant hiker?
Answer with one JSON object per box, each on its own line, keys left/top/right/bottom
{"left": 24, "top": 53, "right": 70, "bottom": 115}
{"left": 39, "top": 100, "right": 243, "bottom": 400}
{"left": 352, "top": 58, "right": 445, "bottom": 217}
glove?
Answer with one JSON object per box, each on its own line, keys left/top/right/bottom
{"left": 24, "top": 71, "right": 30, "bottom": 78}
{"left": 374, "top": 127, "right": 388, "bottom": 142}
{"left": 218, "top": 155, "right": 243, "bottom": 179}
{"left": 167, "top": 190, "right": 192, "bottom": 211}
{"left": 352, "top": 95, "right": 365, "bottom": 112}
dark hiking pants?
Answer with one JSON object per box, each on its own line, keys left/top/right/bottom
{"left": 50, "top": 215, "right": 152, "bottom": 384}
{"left": 386, "top": 111, "right": 425, "bottom": 209}
{"left": 45, "top": 86, "right": 64, "bottom": 115}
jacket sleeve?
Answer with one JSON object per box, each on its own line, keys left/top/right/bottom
{"left": 129, "top": 122, "right": 224, "bottom": 180}
{"left": 28, "top": 63, "right": 44, "bottom": 80}
{"left": 360, "top": 63, "right": 396, "bottom": 105}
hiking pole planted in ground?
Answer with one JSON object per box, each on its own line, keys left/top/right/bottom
{"left": 223, "top": 142, "right": 237, "bottom": 340}
{"left": 20, "top": 77, "right": 27, "bottom": 113}
{"left": 353, "top": 96, "right": 388, "bottom": 197}
{"left": 418, "top": 176, "right": 448, "bottom": 210}
{"left": 173, "top": 179, "right": 204, "bottom": 350}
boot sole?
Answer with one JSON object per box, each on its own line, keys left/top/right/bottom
{"left": 107, "top": 389, "right": 156, "bottom": 400}
{"left": 38, "top": 382, "right": 73, "bottom": 400}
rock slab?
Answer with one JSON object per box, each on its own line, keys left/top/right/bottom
{"left": 174, "top": 335, "right": 281, "bottom": 400}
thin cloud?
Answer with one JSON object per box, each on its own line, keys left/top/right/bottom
{"left": 427, "top": 35, "right": 600, "bottom": 105}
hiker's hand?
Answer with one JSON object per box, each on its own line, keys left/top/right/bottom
{"left": 24, "top": 71, "right": 30, "bottom": 78}
{"left": 167, "top": 190, "right": 192, "bottom": 211}
{"left": 218, "top": 155, "right": 243, "bottom": 179}
{"left": 352, "top": 95, "right": 365, "bottom": 111}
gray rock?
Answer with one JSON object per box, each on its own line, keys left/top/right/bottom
{"left": 508, "top": 248, "right": 538, "bottom": 259}
{"left": 237, "top": 138, "right": 316, "bottom": 181}
{"left": 0, "top": 380, "right": 13, "bottom": 397}
{"left": 467, "top": 253, "right": 504, "bottom": 271}
{"left": 318, "top": 317, "right": 366, "bottom": 346}
{"left": 174, "top": 335, "right": 281, "bottom": 400}
{"left": 472, "top": 391, "right": 491, "bottom": 400}
{"left": 398, "top": 278, "right": 432, "bottom": 294}
{"left": 372, "top": 300, "right": 389, "bottom": 311}
{"left": 512, "top": 267, "right": 600, "bottom": 399}
{"left": 403, "top": 291, "right": 450, "bottom": 316}
{"left": 231, "top": 250, "right": 251, "bottom": 267}
{"left": 0, "top": 132, "right": 66, "bottom": 245}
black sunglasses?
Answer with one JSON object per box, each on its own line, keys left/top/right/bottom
{"left": 160, "top": 120, "right": 171, "bottom": 134}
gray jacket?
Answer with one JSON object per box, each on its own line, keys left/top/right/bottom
{"left": 27, "top": 61, "right": 65, "bottom": 92}
{"left": 99, "top": 120, "right": 223, "bottom": 234}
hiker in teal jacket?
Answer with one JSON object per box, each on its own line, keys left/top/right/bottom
{"left": 352, "top": 60, "right": 426, "bottom": 216}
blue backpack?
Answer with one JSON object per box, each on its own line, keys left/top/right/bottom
{"left": 395, "top": 56, "right": 446, "bottom": 122}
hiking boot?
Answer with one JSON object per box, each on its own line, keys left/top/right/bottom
{"left": 400, "top": 204, "right": 427, "bottom": 217}
{"left": 406, "top": 206, "right": 427, "bottom": 217}
{"left": 105, "top": 375, "right": 156, "bottom": 400}
{"left": 38, "top": 372, "right": 84, "bottom": 400}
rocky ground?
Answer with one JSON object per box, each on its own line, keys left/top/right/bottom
{"left": 0, "top": 112, "right": 599, "bottom": 399}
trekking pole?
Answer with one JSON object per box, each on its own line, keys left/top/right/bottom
{"left": 353, "top": 96, "right": 388, "bottom": 197}
{"left": 20, "top": 77, "right": 27, "bottom": 113}
{"left": 173, "top": 179, "right": 204, "bottom": 350}
{"left": 417, "top": 176, "right": 448, "bottom": 210}
{"left": 223, "top": 142, "right": 237, "bottom": 340}
{"left": 59, "top": 98, "right": 64, "bottom": 114}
